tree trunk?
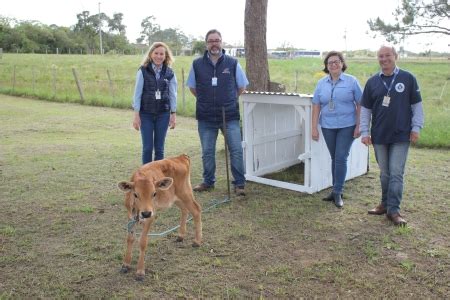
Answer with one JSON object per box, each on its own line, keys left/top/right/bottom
{"left": 244, "top": 0, "right": 270, "bottom": 92}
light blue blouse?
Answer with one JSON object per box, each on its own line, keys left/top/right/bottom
{"left": 312, "top": 72, "right": 362, "bottom": 129}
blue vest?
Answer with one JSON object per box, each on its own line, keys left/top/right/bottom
{"left": 140, "top": 65, "right": 174, "bottom": 114}
{"left": 193, "top": 51, "right": 239, "bottom": 122}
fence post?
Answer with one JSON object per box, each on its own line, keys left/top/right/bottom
{"left": 106, "top": 69, "right": 115, "bottom": 103}
{"left": 52, "top": 66, "right": 57, "bottom": 99}
{"left": 295, "top": 70, "right": 298, "bottom": 93}
{"left": 72, "top": 68, "right": 85, "bottom": 103}
{"left": 12, "top": 65, "right": 16, "bottom": 93}
{"left": 32, "top": 66, "right": 36, "bottom": 94}
{"left": 182, "top": 68, "right": 186, "bottom": 113}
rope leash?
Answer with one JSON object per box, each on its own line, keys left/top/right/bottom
{"left": 125, "top": 196, "right": 231, "bottom": 237}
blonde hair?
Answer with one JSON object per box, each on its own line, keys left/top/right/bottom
{"left": 141, "top": 42, "right": 174, "bottom": 67}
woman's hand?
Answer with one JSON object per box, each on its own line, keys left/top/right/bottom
{"left": 353, "top": 124, "right": 361, "bottom": 138}
{"left": 133, "top": 113, "right": 141, "bottom": 131}
{"left": 312, "top": 127, "right": 319, "bottom": 141}
{"left": 169, "top": 113, "right": 176, "bottom": 129}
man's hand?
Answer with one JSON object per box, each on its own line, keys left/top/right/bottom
{"left": 361, "top": 136, "right": 372, "bottom": 146}
{"left": 410, "top": 131, "right": 420, "bottom": 144}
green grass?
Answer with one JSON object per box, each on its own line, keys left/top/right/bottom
{"left": 1, "top": 95, "right": 449, "bottom": 298}
{"left": 0, "top": 53, "right": 448, "bottom": 148}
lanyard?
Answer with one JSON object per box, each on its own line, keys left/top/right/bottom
{"left": 330, "top": 80, "right": 338, "bottom": 100}
{"left": 328, "top": 75, "right": 340, "bottom": 99}
{"left": 379, "top": 67, "right": 399, "bottom": 96}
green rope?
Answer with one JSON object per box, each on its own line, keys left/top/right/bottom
{"left": 125, "top": 196, "right": 231, "bottom": 237}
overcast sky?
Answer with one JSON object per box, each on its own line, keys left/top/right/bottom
{"left": 2, "top": 0, "right": 449, "bottom": 53}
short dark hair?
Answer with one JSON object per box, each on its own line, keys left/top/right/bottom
{"left": 322, "top": 51, "right": 347, "bottom": 74}
{"left": 205, "top": 29, "right": 222, "bottom": 42}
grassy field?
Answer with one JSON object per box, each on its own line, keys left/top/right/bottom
{"left": 1, "top": 95, "right": 449, "bottom": 298}
{"left": 0, "top": 53, "right": 449, "bottom": 148}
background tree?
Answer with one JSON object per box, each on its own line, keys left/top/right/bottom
{"left": 192, "top": 40, "right": 206, "bottom": 55}
{"left": 368, "top": 0, "right": 449, "bottom": 43}
{"left": 244, "top": 0, "right": 270, "bottom": 92}
{"left": 139, "top": 16, "right": 160, "bottom": 44}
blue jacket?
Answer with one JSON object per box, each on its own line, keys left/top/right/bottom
{"left": 140, "top": 64, "right": 174, "bottom": 114}
{"left": 192, "top": 50, "right": 239, "bottom": 122}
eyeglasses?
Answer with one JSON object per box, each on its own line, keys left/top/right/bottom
{"left": 327, "top": 60, "right": 342, "bottom": 66}
{"left": 207, "top": 39, "right": 222, "bottom": 44}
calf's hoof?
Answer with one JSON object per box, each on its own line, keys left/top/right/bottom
{"left": 120, "top": 265, "right": 130, "bottom": 274}
{"left": 192, "top": 241, "right": 201, "bottom": 248}
{"left": 135, "top": 274, "right": 145, "bottom": 281}
{"left": 176, "top": 236, "right": 184, "bottom": 242}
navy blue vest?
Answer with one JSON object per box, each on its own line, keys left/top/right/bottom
{"left": 140, "top": 64, "right": 174, "bottom": 114}
{"left": 193, "top": 51, "right": 239, "bottom": 122}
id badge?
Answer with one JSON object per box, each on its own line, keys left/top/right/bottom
{"left": 211, "top": 77, "right": 218, "bottom": 86}
{"left": 382, "top": 95, "right": 390, "bottom": 107}
{"left": 328, "top": 100, "right": 335, "bottom": 111}
{"left": 155, "top": 90, "right": 161, "bottom": 100}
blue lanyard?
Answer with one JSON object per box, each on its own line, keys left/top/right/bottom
{"left": 329, "top": 77, "right": 340, "bottom": 100}
{"left": 379, "top": 67, "right": 399, "bottom": 96}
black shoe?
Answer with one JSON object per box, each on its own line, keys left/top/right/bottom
{"left": 323, "top": 192, "right": 344, "bottom": 201}
{"left": 334, "top": 193, "right": 343, "bottom": 208}
{"left": 322, "top": 192, "right": 334, "bottom": 201}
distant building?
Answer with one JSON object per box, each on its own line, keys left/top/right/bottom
{"left": 225, "top": 47, "right": 245, "bottom": 57}
{"left": 291, "top": 50, "right": 321, "bottom": 58}
{"left": 269, "top": 49, "right": 322, "bottom": 59}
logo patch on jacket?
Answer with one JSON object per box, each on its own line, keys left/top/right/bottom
{"left": 222, "top": 68, "right": 231, "bottom": 74}
{"left": 395, "top": 82, "right": 405, "bottom": 93}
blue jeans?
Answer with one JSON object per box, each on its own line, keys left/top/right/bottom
{"left": 140, "top": 111, "right": 170, "bottom": 164}
{"left": 321, "top": 125, "right": 356, "bottom": 194}
{"left": 373, "top": 142, "right": 410, "bottom": 215}
{"left": 198, "top": 119, "right": 245, "bottom": 188}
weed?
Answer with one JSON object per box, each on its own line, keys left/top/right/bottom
{"left": 0, "top": 225, "right": 16, "bottom": 236}
{"left": 400, "top": 260, "right": 416, "bottom": 272}
{"left": 364, "top": 241, "right": 380, "bottom": 263}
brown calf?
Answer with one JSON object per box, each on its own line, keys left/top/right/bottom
{"left": 117, "top": 154, "right": 202, "bottom": 281}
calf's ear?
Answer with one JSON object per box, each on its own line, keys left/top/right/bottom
{"left": 118, "top": 181, "right": 134, "bottom": 192}
{"left": 155, "top": 177, "right": 173, "bottom": 190}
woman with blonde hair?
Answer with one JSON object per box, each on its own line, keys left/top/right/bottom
{"left": 132, "top": 42, "right": 177, "bottom": 164}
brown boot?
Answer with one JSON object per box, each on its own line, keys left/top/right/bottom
{"left": 193, "top": 183, "right": 214, "bottom": 192}
{"left": 368, "top": 204, "right": 387, "bottom": 215}
{"left": 387, "top": 213, "right": 407, "bottom": 226}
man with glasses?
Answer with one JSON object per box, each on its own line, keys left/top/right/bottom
{"left": 360, "top": 45, "right": 424, "bottom": 226}
{"left": 187, "top": 29, "right": 249, "bottom": 196}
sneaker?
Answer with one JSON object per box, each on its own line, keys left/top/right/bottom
{"left": 193, "top": 183, "right": 214, "bottom": 192}
{"left": 234, "top": 186, "right": 246, "bottom": 197}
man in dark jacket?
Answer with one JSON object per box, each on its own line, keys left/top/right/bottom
{"left": 187, "top": 29, "right": 249, "bottom": 196}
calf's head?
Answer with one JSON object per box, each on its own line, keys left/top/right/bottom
{"left": 118, "top": 176, "right": 173, "bottom": 219}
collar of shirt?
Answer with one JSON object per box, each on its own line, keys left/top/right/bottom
{"left": 151, "top": 63, "right": 162, "bottom": 74}
{"left": 207, "top": 51, "right": 223, "bottom": 63}
{"left": 379, "top": 66, "right": 399, "bottom": 77}
{"left": 326, "top": 73, "right": 343, "bottom": 83}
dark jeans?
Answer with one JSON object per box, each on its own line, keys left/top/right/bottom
{"left": 140, "top": 111, "right": 170, "bottom": 164}
{"left": 198, "top": 119, "right": 245, "bottom": 187}
{"left": 373, "top": 142, "right": 410, "bottom": 215}
{"left": 321, "top": 125, "right": 356, "bottom": 194}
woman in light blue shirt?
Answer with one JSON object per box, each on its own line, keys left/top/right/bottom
{"left": 312, "top": 51, "right": 362, "bottom": 208}
{"left": 132, "top": 42, "right": 177, "bottom": 164}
